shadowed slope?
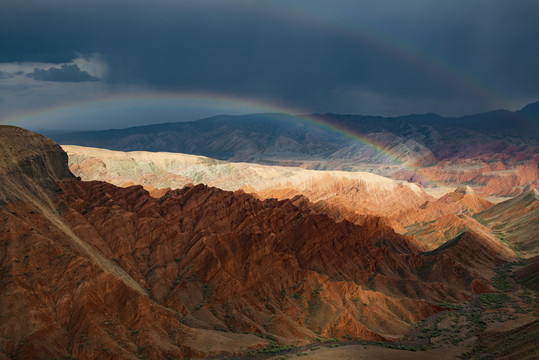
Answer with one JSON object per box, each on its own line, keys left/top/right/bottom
{"left": 469, "top": 320, "right": 539, "bottom": 360}
{"left": 515, "top": 256, "right": 539, "bottom": 290}
{"left": 476, "top": 189, "right": 539, "bottom": 257}
{"left": 402, "top": 185, "right": 493, "bottom": 226}
{"left": 0, "top": 125, "right": 73, "bottom": 205}
{"left": 405, "top": 214, "right": 496, "bottom": 250}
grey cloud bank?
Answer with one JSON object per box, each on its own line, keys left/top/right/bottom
{"left": 27, "top": 64, "right": 99, "bottom": 82}
{"left": 0, "top": 0, "right": 538, "bottom": 130}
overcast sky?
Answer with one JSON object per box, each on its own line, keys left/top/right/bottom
{"left": 1, "top": 0, "right": 538, "bottom": 130}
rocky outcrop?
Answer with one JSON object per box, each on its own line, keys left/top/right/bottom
{"left": 0, "top": 126, "right": 74, "bottom": 205}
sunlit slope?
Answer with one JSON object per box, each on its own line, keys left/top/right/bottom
{"left": 63, "top": 145, "right": 432, "bottom": 221}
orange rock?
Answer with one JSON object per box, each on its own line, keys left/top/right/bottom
{"left": 0, "top": 127, "right": 517, "bottom": 359}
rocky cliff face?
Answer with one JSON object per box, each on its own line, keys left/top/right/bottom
{"left": 0, "top": 125, "right": 74, "bottom": 205}
{"left": 0, "top": 127, "right": 515, "bottom": 359}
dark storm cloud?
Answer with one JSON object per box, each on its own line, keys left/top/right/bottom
{"left": 26, "top": 64, "right": 99, "bottom": 82}
{"left": 0, "top": 71, "right": 12, "bottom": 79}
{"left": 1, "top": 0, "right": 538, "bottom": 118}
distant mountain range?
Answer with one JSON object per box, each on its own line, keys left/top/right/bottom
{"left": 50, "top": 101, "right": 539, "bottom": 196}
{"left": 50, "top": 101, "right": 539, "bottom": 161}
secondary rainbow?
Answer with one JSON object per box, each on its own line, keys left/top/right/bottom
{"left": 254, "top": 3, "right": 508, "bottom": 110}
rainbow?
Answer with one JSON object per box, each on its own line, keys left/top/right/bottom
{"left": 1, "top": 90, "right": 439, "bottom": 186}
{"left": 2, "top": 3, "right": 507, "bottom": 187}
{"left": 3, "top": 3, "right": 510, "bottom": 127}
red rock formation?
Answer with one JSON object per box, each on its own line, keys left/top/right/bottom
{"left": 0, "top": 127, "right": 516, "bottom": 359}
{"left": 394, "top": 157, "right": 538, "bottom": 197}
{"left": 401, "top": 185, "right": 493, "bottom": 226}
{"left": 63, "top": 145, "right": 433, "bottom": 235}
{"left": 404, "top": 214, "right": 494, "bottom": 250}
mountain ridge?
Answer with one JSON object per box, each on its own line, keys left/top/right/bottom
{"left": 63, "top": 144, "right": 432, "bottom": 223}
{"left": 0, "top": 126, "right": 518, "bottom": 359}
{"left": 50, "top": 102, "right": 539, "bottom": 196}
